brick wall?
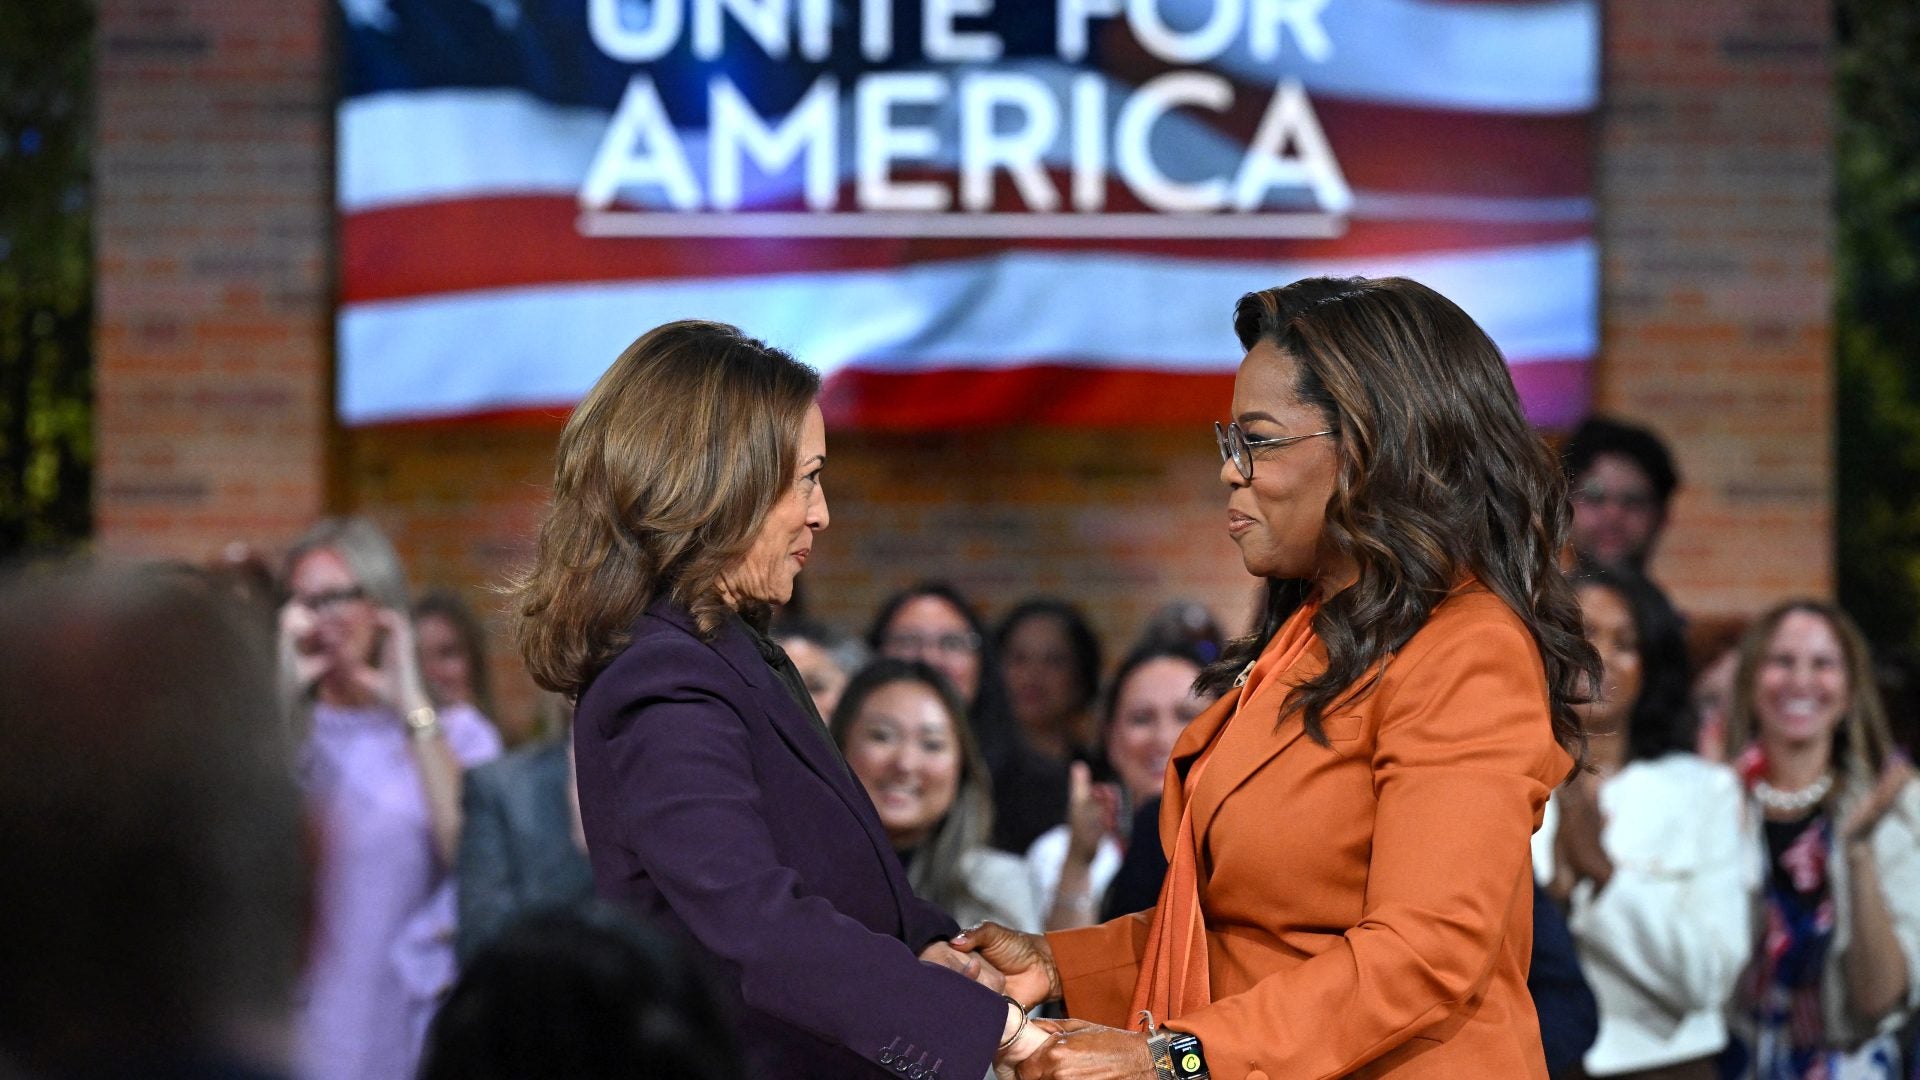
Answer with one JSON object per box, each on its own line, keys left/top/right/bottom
{"left": 93, "top": 0, "right": 332, "bottom": 558}
{"left": 1597, "top": 0, "right": 1835, "bottom": 613}
{"left": 95, "top": 0, "right": 1838, "bottom": 736}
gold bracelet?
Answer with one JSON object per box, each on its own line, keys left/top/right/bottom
{"left": 404, "top": 705, "right": 441, "bottom": 739}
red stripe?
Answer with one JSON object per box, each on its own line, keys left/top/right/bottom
{"left": 341, "top": 194, "right": 1590, "bottom": 304}
{"left": 819, "top": 358, "right": 1590, "bottom": 431}
{"left": 348, "top": 358, "right": 1588, "bottom": 431}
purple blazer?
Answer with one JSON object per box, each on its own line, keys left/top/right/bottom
{"left": 573, "top": 599, "right": 1005, "bottom": 1080}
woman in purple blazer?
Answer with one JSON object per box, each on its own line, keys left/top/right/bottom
{"left": 510, "top": 321, "right": 1050, "bottom": 1080}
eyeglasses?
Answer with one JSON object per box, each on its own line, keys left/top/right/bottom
{"left": 291, "top": 585, "right": 368, "bottom": 613}
{"left": 1570, "top": 482, "right": 1656, "bottom": 514}
{"left": 883, "top": 631, "right": 982, "bottom": 657}
{"left": 1214, "top": 421, "right": 1334, "bottom": 483}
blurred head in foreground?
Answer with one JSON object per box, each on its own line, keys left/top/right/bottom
{"left": 419, "top": 904, "right": 741, "bottom": 1080}
{"left": 0, "top": 562, "right": 305, "bottom": 1077}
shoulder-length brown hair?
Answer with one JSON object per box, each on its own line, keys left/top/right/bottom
{"left": 1728, "top": 599, "right": 1897, "bottom": 783}
{"left": 512, "top": 320, "right": 820, "bottom": 696}
{"left": 1197, "top": 276, "right": 1595, "bottom": 766}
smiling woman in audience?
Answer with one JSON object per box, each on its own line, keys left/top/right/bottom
{"left": 832, "top": 659, "right": 1042, "bottom": 933}
{"left": 1026, "top": 646, "right": 1216, "bottom": 933}
{"left": 1724, "top": 600, "right": 1920, "bottom": 1080}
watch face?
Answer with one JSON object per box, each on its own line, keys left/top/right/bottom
{"left": 1166, "top": 1033, "right": 1208, "bottom": 1079}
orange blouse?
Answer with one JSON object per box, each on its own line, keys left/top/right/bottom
{"left": 1048, "top": 584, "right": 1572, "bottom": 1080}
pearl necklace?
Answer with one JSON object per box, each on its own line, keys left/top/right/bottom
{"left": 1753, "top": 772, "right": 1834, "bottom": 814}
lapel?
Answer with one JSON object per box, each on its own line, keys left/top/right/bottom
{"left": 1171, "top": 636, "right": 1330, "bottom": 858}
{"left": 647, "top": 600, "right": 910, "bottom": 911}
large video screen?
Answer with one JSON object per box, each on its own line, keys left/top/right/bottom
{"left": 337, "top": 0, "right": 1597, "bottom": 429}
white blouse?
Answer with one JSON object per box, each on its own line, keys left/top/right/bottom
{"left": 1533, "top": 753, "right": 1755, "bottom": 1076}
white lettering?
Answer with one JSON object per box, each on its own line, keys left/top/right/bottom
{"left": 1057, "top": 0, "right": 1123, "bottom": 61}
{"left": 693, "top": 0, "right": 788, "bottom": 60}
{"left": 798, "top": 0, "right": 832, "bottom": 59}
{"left": 960, "top": 74, "right": 1060, "bottom": 211}
{"left": 861, "top": 0, "right": 893, "bottom": 61}
{"left": 1233, "top": 77, "right": 1351, "bottom": 211}
{"left": 1126, "top": 0, "right": 1243, "bottom": 64}
{"left": 588, "top": 0, "right": 683, "bottom": 63}
{"left": 710, "top": 75, "right": 839, "bottom": 210}
{"left": 1115, "top": 71, "right": 1232, "bottom": 212}
{"left": 1249, "top": 0, "right": 1333, "bottom": 62}
{"left": 582, "top": 76, "right": 702, "bottom": 210}
{"left": 1071, "top": 73, "right": 1107, "bottom": 210}
{"left": 856, "top": 72, "right": 950, "bottom": 211}
{"left": 925, "top": 0, "right": 1003, "bottom": 62}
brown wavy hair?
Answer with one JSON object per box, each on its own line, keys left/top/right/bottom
{"left": 1196, "top": 276, "right": 1594, "bottom": 768}
{"left": 511, "top": 321, "right": 820, "bottom": 696}
{"left": 1727, "top": 599, "right": 1898, "bottom": 783}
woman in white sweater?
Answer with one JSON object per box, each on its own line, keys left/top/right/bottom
{"left": 1535, "top": 564, "right": 1751, "bottom": 1079}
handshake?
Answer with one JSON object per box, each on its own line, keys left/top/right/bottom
{"left": 920, "top": 923, "right": 1155, "bottom": 1080}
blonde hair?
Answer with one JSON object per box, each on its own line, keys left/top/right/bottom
{"left": 512, "top": 321, "right": 820, "bottom": 697}
{"left": 1728, "top": 599, "right": 1897, "bottom": 782}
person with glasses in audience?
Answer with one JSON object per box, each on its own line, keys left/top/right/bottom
{"left": 280, "top": 517, "right": 502, "bottom": 1080}
{"left": 868, "top": 582, "right": 1070, "bottom": 854}
{"left": 954, "top": 276, "right": 1594, "bottom": 1079}
{"left": 1563, "top": 416, "right": 1679, "bottom": 578}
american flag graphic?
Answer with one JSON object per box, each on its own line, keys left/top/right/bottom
{"left": 337, "top": 0, "right": 1598, "bottom": 429}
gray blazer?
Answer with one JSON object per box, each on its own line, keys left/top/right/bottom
{"left": 455, "top": 738, "right": 595, "bottom": 964}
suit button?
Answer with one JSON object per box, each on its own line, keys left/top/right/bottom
{"left": 908, "top": 1067, "right": 924, "bottom": 1079}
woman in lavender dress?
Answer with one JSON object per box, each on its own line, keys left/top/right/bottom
{"left": 280, "top": 517, "right": 500, "bottom": 1080}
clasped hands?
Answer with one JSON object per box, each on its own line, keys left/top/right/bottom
{"left": 920, "top": 922, "right": 1155, "bottom": 1080}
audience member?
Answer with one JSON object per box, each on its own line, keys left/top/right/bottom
{"left": 995, "top": 597, "right": 1104, "bottom": 762}
{"left": 770, "top": 618, "right": 866, "bottom": 723}
{"left": 413, "top": 589, "right": 507, "bottom": 741}
{"left": 1537, "top": 564, "right": 1749, "bottom": 1078}
{"left": 0, "top": 564, "right": 305, "bottom": 1080}
{"left": 830, "top": 659, "right": 1042, "bottom": 932}
{"left": 1688, "top": 615, "right": 1749, "bottom": 763}
{"left": 1724, "top": 600, "right": 1920, "bottom": 1079}
{"left": 868, "top": 582, "right": 1067, "bottom": 852}
{"left": 1097, "top": 795, "right": 1169, "bottom": 922}
{"left": 419, "top": 904, "right": 742, "bottom": 1080}
{"left": 1531, "top": 886, "right": 1601, "bottom": 1080}
{"left": 1564, "top": 416, "right": 1681, "bottom": 576}
{"left": 1026, "top": 645, "right": 1216, "bottom": 931}
{"left": 280, "top": 517, "right": 501, "bottom": 1080}
{"left": 1134, "top": 598, "right": 1227, "bottom": 665}
{"left": 455, "top": 704, "right": 594, "bottom": 965}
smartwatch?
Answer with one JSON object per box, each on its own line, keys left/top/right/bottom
{"left": 1146, "top": 1030, "right": 1209, "bottom": 1080}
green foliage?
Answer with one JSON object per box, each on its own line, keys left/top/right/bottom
{"left": 0, "top": 0, "right": 92, "bottom": 556}
{"left": 1836, "top": 0, "right": 1920, "bottom": 647}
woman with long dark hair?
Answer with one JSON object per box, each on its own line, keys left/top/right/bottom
{"left": 831, "top": 659, "right": 1041, "bottom": 932}
{"left": 1537, "top": 563, "right": 1749, "bottom": 1079}
{"left": 957, "top": 276, "right": 1596, "bottom": 1078}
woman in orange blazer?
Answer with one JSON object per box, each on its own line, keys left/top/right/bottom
{"left": 955, "top": 276, "right": 1597, "bottom": 1080}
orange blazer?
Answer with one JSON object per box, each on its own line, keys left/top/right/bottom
{"left": 1049, "top": 585, "right": 1573, "bottom": 1080}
